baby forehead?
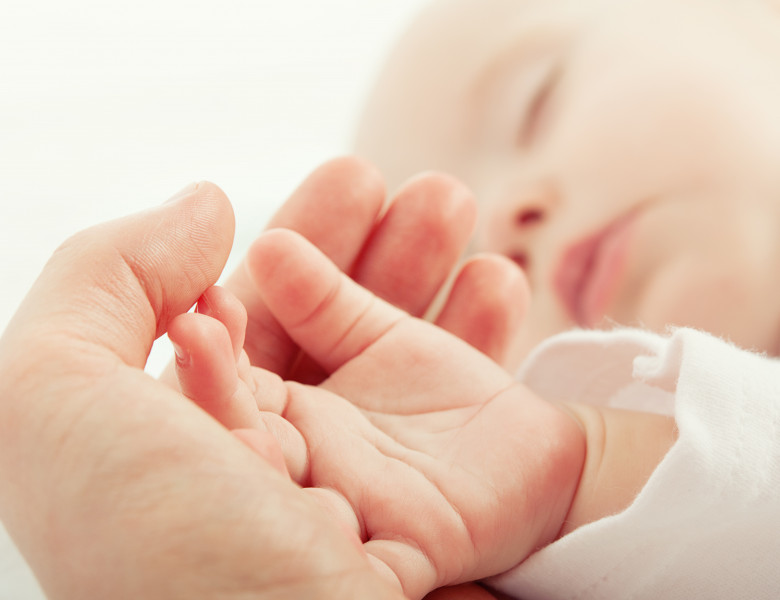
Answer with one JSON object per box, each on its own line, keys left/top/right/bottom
{"left": 389, "top": 0, "right": 582, "bottom": 81}
{"left": 403, "top": 0, "right": 555, "bottom": 49}
{"left": 413, "top": 0, "right": 558, "bottom": 29}
{"left": 389, "top": 0, "right": 753, "bottom": 94}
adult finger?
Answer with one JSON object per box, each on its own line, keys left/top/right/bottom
{"left": 2, "top": 182, "right": 234, "bottom": 369}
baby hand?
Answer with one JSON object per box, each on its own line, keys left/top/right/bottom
{"left": 175, "top": 230, "right": 583, "bottom": 599}
{"left": 172, "top": 159, "right": 528, "bottom": 392}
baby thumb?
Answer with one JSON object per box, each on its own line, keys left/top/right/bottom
{"left": 1, "top": 182, "right": 235, "bottom": 369}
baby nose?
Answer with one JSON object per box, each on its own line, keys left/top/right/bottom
{"left": 506, "top": 207, "right": 544, "bottom": 270}
{"left": 515, "top": 206, "right": 545, "bottom": 227}
{"left": 479, "top": 178, "right": 558, "bottom": 275}
{"left": 491, "top": 198, "right": 550, "bottom": 272}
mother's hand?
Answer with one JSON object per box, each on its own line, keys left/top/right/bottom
{"left": 0, "top": 183, "right": 402, "bottom": 599}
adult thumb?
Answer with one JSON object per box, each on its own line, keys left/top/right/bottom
{"left": 2, "top": 182, "right": 235, "bottom": 369}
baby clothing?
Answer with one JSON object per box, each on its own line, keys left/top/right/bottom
{"left": 490, "top": 327, "right": 780, "bottom": 599}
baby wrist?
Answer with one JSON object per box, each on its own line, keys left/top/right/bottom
{"left": 557, "top": 404, "right": 677, "bottom": 538}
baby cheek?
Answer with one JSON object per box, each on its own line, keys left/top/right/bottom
{"left": 634, "top": 256, "right": 753, "bottom": 340}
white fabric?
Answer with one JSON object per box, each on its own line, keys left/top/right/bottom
{"left": 490, "top": 327, "right": 780, "bottom": 599}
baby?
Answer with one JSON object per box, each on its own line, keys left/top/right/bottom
{"left": 168, "top": 0, "right": 780, "bottom": 598}
{"left": 7, "top": 1, "right": 779, "bottom": 598}
{"left": 355, "top": 0, "right": 780, "bottom": 362}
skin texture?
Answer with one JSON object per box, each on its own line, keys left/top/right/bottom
{"left": 1, "top": 161, "right": 537, "bottom": 599}
{"left": 173, "top": 230, "right": 585, "bottom": 600}
{"left": 160, "top": 159, "right": 674, "bottom": 597}
{"left": 161, "top": 157, "right": 527, "bottom": 382}
{"left": 171, "top": 229, "right": 675, "bottom": 598}
{"left": 167, "top": 157, "right": 540, "bottom": 600}
{"left": 1, "top": 170, "right": 469, "bottom": 600}
{"left": 355, "top": 0, "right": 780, "bottom": 361}
{"left": 3, "top": 7, "right": 779, "bottom": 597}
{"left": 0, "top": 183, "right": 414, "bottom": 600}
{"left": 0, "top": 160, "right": 677, "bottom": 598}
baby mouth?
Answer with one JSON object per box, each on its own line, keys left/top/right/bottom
{"left": 554, "top": 212, "right": 637, "bottom": 328}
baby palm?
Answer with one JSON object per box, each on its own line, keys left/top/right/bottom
{"left": 251, "top": 230, "right": 584, "bottom": 600}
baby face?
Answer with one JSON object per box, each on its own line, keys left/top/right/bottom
{"left": 356, "top": 0, "right": 780, "bottom": 359}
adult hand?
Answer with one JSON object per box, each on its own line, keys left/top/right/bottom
{"left": 0, "top": 183, "right": 403, "bottom": 599}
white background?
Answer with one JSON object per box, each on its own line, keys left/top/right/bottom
{"left": 0, "top": 1, "right": 425, "bottom": 596}
{"left": 0, "top": 0, "right": 426, "bottom": 374}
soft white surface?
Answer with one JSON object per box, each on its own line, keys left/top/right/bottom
{"left": 0, "top": 1, "right": 424, "bottom": 597}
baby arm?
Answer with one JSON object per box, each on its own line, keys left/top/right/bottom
{"left": 174, "top": 231, "right": 676, "bottom": 599}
